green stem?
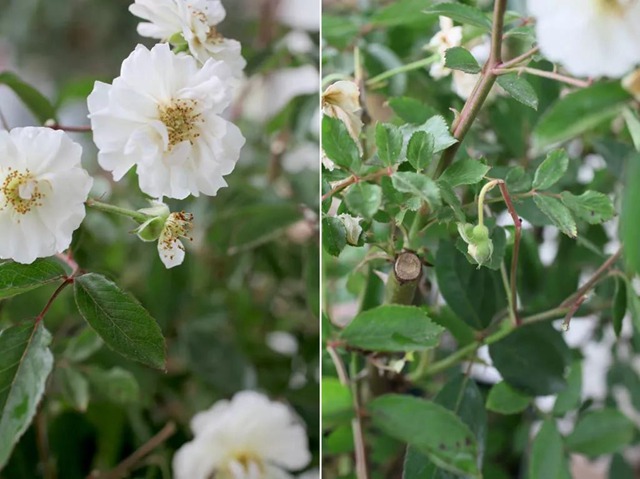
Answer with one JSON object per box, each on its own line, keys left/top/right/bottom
{"left": 86, "top": 199, "right": 149, "bottom": 224}
{"left": 366, "top": 54, "right": 439, "bottom": 87}
{"left": 477, "top": 179, "right": 499, "bottom": 225}
{"left": 500, "top": 263, "right": 516, "bottom": 326}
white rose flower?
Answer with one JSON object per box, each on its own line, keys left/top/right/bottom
{"left": 0, "top": 127, "right": 93, "bottom": 264}
{"left": 528, "top": 0, "right": 640, "bottom": 78}
{"left": 129, "top": 0, "right": 246, "bottom": 77}
{"left": 322, "top": 80, "right": 363, "bottom": 148}
{"left": 427, "top": 17, "right": 463, "bottom": 79}
{"left": 173, "top": 390, "right": 311, "bottom": 479}
{"left": 88, "top": 43, "right": 245, "bottom": 200}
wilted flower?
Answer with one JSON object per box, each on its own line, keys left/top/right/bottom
{"left": 427, "top": 17, "right": 463, "bottom": 79}
{"left": 528, "top": 0, "right": 640, "bottom": 78}
{"left": 130, "top": 0, "right": 246, "bottom": 77}
{"left": 338, "top": 214, "right": 363, "bottom": 245}
{"left": 322, "top": 80, "right": 363, "bottom": 148}
{"left": 88, "top": 43, "right": 245, "bottom": 200}
{"left": 0, "top": 127, "right": 93, "bottom": 264}
{"left": 173, "top": 390, "right": 311, "bottom": 479}
{"left": 458, "top": 222, "right": 493, "bottom": 267}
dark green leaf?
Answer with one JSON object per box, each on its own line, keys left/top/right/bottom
{"left": 370, "top": 394, "right": 480, "bottom": 477}
{"left": 0, "top": 259, "right": 66, "bottom": 300}
{"left": 74, "top": 274, "right": 166, "bottom": 370}
{"left": 496, "top": 74, "right": 538, "bottom": 110}
{"left": 529, "top": 420, "right": 572, "bottom": 479}
{"left": 444, "top": 47, "right": 481, "bottom": 74}
{"left": 613, "top": 278, "right": 627, "bottom": 337}
{"left": 322, "top": 115, "right": 360, "bottom": 170}
{"left": 407, "top": 131, "right": 435, "bottom": 171}
{"left": 322, "top": 377, "right": 352, "bottom": 420}
{"left": 533, "top": 81, "right": 631, "bottom": 148}
{"left": 376, "top": 123, "right": 404, "bottom": 166}
{"left": 371, "top": 0, "right": 436, "bottom": 27}
{"left": 438, "top": 180, "right": 465, "bottom": 222}
{"left": 533, "top": 195, "right": 577, "bottom": 238}
{"left": 486, "top": 381, "right": 531, "bottom": 414}
{"left": 609, "top": 454, "right": 635, "bottom": 479}
{"left": 435, "top": 241, "right": 507, "bottom": 330}
{"left": 0, "top": 322, "right": 53, "bottom": 468}
{"left": 532, "top": 150, "right": 569, "bottom": 190}
{"left": 566, "top": 409, "right": 635, "bottom": 456}
{"left": 622, "top": 156, "right": 640, "bottom": 274}
{"left": 560, "top": 191, "right": 615, "bottom": 225}
{"left": 489, "top": 322, "right": 570, "bottom": 396}
{"left": 0, "top": 71, "right": 57, "bottom": 123}
{"left": 440, "top": 158, "right": 490, "bottom": 187}
{"left": 623, "top": 107, "right": 640, "bottom": 151}
{"left": 63, "top": 328, "right": 103, "bottom": 363}
{"left": 423, "top": 3, "right": 491, "bottom": 30}
{"left": 505, "top": 166, "right": 532, "bottom": 193}
{"left": 389, "top": 97, "right": 438, "bottom": 125}
{"left": 344, "top": 183, "right": 382, "bottom": 219}
{"left": 85, "top": 367, "right": 140, "bottom": 405}
{"left": 322, "top": 216, "right": 347, "bottom": 257}
{"left": 341, "top": 305, "right": 444, "bottom": 352}
{"left": 401, "top": 116, "right": 457, "bottom": 154}
{"left": 553, "top": 361, "right": 582, "bottom": 415}
{"left": 392, "top": 172, "right": 441, "bottom": 211}
{"left": 56, "top": 367, "right": 90, "bottom": 412}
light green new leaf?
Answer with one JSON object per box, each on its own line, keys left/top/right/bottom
{"left": 560, "top": 191, "right": 615, "bottom": 224}
{"left": 322, "top": 216, "right": 347, "bottom": 257}
{"left": 401, "top": 116, "right": 457, "bottom": 154}
{"left": 74, "top": 274, "right": 166, "bottom": 370}
{"left": 344, "top": 183, "right": 382, "bottom": 219}
{"left": 532, "top": 150, "right": 569, "bottom": 190}
{"left": 0, "top": 259, "right": 66, "bottom": 300}
{"left": 341, "top": 305, "right": 444, "bottom": 352}
{"left": 440, "top": 158, "right": 490, "bottom": 187}
{"left": 529, "top": 420, "right": 572, "bottom": 479}
{"left": 444, "top": 47, "right": 481, "bottom": 74}
{"left": 623, "top": 107, "right": 640, "bottom": 151}
{"left": 322, "top": 116, "right": 360, "bottom": 170}
{"left": 0, "top": 322, "right": 53, "bottom": 469}
{"left": 486, "top": 381, "right": 532, "bottom": 414}
{"left": 533, "top": 195, "right": 577, "bottom": 238}
{"left": 376, "top": 123, "right": 404, "bottom": 166}
{"left": 505, "top": 166, "right": 533, "bottom": 193}
{"left": 392, "top": 172, "right": 441, "bottom": 211}
{"left": 370, "top": 394, "right": 480, "bottom": 477}
{"left": 423, "top": 3, "right": 491, "bottom": 30}
{"left": 496, "top": 74, "right": 538, "bottom": 110}
{"left": 533, "top": 81, "right": 630, "bottom": 148}
{"left": 322, "top": 377, "right": 352, "bottom": 420}
{"left": 566, "top": 409, "right": 635, "bottom": 456}
{"left": 0, "top": 71, "right": 57, "bottom": 123}
{"left": 438, "top": 180, "right": 466, "bottom": 222}
{"left": 407, "top": 131, "right": 435, "bottom": 171}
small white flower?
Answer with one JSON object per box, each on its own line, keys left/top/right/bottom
{"left": 528, "top": 0, "right": 640, "bottom": 78}
{"left": 322, "top": 80, "right": 363, "bottom": 147}
{"left": 338, "top": 214, "right": 363, "bottom": 245}
{"left": 129, "top": 0, "right": 246, "bottom": 77}
{"left": 0, "top": 127, "right": 93, "bottom": 264}
{"left": 173, "top": 390, "right": 311, "bottom": 479}
{"left": 277, "top": 0, "right": 320, "bottom": 31}
{"left": 427, "top": 17, "right": 463, "bottom": 79}
{"left": 88, "top": 43, "right": 245, "bottom": 200}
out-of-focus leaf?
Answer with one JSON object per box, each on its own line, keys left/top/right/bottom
{"left": 63, "top": 328, "right": 103, "bottom": 363}
{"left": 505, "top": 166, "right": 532, "bottom": 193}
{"left": 613, "top": 278, "right": 627, "bottom": 337}
{"left": 423, "top": 3, "right": 491, "bottom": 30}
{"left": 322, "top": 377, "right": 352, "bottom": 420}
{"left": 622, "top": 155, "right": 640, "bottom": 274}
{"left": 533, "top": 195, "right": 577, "bottom": 238}
{"left": 486, "top": 381, "right": 531, "bottom": 414}
{"left": 57, "top": 367, "right": 90, "bottom": 412}
{"left": 553, "top": 361, "right": 582, "bottom": 415}
{"left": 344, "top": 183, "right": 382, "bottom": 219}
{"left": 623, "top": 107, "right": 640, "bottom": 151}
{"left": 0, "top": 71, "right": 56, "bottom": 123}
{"left": 392, "top": 172, "right": 441, "bottom": 211}
{"left": 566, "top": 409, "right": 635, "bottom": 456}
{"left": 85, "top": 367, "right": 140, "bottom": 405}
{"left": 560, "top": 191, "right": 615, "bottom": 225}
{"left": 497, "top": 74, "right": 538, "bottom": 110}
{"left": 371, "top": 0, "right": 436, "bottom": 27}
{"left": 0, "top": 259, "right": 66, "bottom": 300}
{"left": 529, "top": 420, "right": 572, "bottom": 479}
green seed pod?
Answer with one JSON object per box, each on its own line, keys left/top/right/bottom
{"left": 472, "top": 224, "right": 490, "bottom": 241}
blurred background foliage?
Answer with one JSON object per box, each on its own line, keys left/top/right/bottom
{"left": 0, "top": 0, "right": 320, "bottom": 478}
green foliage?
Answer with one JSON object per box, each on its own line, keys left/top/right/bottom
{"left": 565, "top": 409, "right": 635, "bottom": 456}
{"left": 376, "top": 123, "right": 404, "bottom": 166}
{"left": 532, "top": 150, "right": 569, "bottom": 191}
{"left": 322, "top": 216, "right": 347, "bottom": 257}
{"left": 407, "top": 131, "right": 435, "bottom": 171}
{"left": 0, "top": 72, "right": 57, "bottom": 123}
{"left": 322, "top": 115, "right": 360, "bottom": 170}
{"left": 486, "top": 382, "right": 531, "bottom": 414}
{"left": 0, "top": 259, "right": 66, "bottom": 300}
{"left": 440, "top": 158, "right": 490, "bottom": 187}
{"left": 444, "top": 47, "right": 481, "bottom": 74}
{"left": 344, "top": 183, "right": 382, "bottom": 219}
{"left": 391, "top": 172, "right": 441, "bottom": 210}
{"left": 529, "top": 420, "right": 572, "bottom": 479}
{"left": 533, "top": 195, "right": 578, "bottom": 238}
{"left": 496, "top": 74, "right": 539, "bottom": 110}
{"left": 423, "top": 3, "right": 491, "bottom": 30}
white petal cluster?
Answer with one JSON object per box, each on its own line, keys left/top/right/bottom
{"left": 88, "top": 43, "right": 245, "bottom": 200}
{"left": 427, "top": 17, "right": 463, "bottom": 79}
{"left": 528, "top": 0, "right": 640, "bottom": 78}
{"left": 130, "top": 0, "right": 246, "bottom": 78}
{"left": 173, "top": 391, "right": 311, "bottom": 479}
{"left": 0, "top": 128, "right": 93, "bottom": 264}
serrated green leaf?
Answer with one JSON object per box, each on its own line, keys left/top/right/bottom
{"left": 438, "top": 180, "right": 465, "bottom": 222}
{"left": 444, "top": 47, "right": 481, "bottom": 74}
{"left": 392, "top": 172, "right": 441, "bottom": 211}
{"left": 407, "top": 131, "right": 435, "bottom": 171}
{"left": 376, "top": 123, "right": 404, "bottom": 166}
{"left": 74, "top": 274, "right": 166, "bottom": 370}
{"left": 496, "top": 74, "right": 538, "bottom": 110}
{"left": 533, "top": 150, "right": 569, "bottom": 190}
{"left": 0, "top": 259, "right": 66, "bottom": 300}
{"left": 322, "top": 115, "right": 360, "bottom": 170}
{"left": 341, "top": 305, "right": 444, "bottom": 352}
{"left": 533, "top": 195, "right": 577, "bottom": 238}
{"left": 370, "top": 395, "right": 480, "bottom": 477}
{"left": 344, "top": 183, "right": 382, "bottom": 219}
{"left": 566, "top": 409, "right": 635, "bottom": 456}
{"left": 322, "top": 216, "right": 347, "bottom": 257}
{"left": 0, "top": 71, "right": 57, "bottom": 123}
{"left": 505, "top": 166, "right": 532, "bottom": 193}
{"left": 529, "top": 420, "right": 572, "bottom": 479}
{"left": 401, "top": 116, "right": 457, "bottom": 154}
{"left": 423, "top": 3, "right": 491, "bottom": 30}
{"left": 560, "top": 191, "right": 615, "bottom": 225}
{"left": 0, "top": 322, "right": 53, "bottom": 469}
{"left": 533, "top": 81, "right": 631, "bottom": 148}
{"left": 486, "top": 381, "right": 532, "bottom": 414}
{"left": 440, "top": 158, "right": 490, "bottom": 187}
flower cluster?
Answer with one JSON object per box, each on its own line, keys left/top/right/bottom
{"left": 172, "top": 390, "right": 311, "bottom": 479}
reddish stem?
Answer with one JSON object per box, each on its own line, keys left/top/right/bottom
{"left": 498, "top": 181, "right": 522, "bottom": 324}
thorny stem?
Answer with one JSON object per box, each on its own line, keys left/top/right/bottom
{"left": 86, "top": 199, "right": 149, "bottom": 224}
{"left": 498, "top": 181, "right": 522, "bottom": 324}
{"left": 366, "top": 54, "right": 439, "bottom": 87}
{"left": 494, "top": 66, "right": 592, "bottom": 88}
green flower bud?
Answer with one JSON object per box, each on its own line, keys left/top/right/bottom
{"left": 468, "top": 238, "right": 493, "bottom": 266}
{"left": 472, "top": 224, "right": 490, "bottom": 241}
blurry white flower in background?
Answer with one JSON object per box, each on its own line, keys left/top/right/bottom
{"left": 282, "top": 142, "right": 320, "bottom": 173}
{"left": 88, "top": 43, "right": 245, "bottom": 200}
{"left": 322, "top": 80, "right": 363, "bottom": 147}
{"left": 130, "top": 0, "right": 246, "bottom": 78}
{"left": 276, "top": 0, "right": 320, "bottom": 31}
{"left": 426, "top": 17, "right": 463, "bottom": 79}
{"left": 173, "top": 390, "right": 311, "bottom": 479}
{"left": 452, "top": 39, "right": 490, "bottom": 100}
{"left": 266, "top": 331, "right": 299, "bottom": 356}
{"left": 0, "top": 127, "right": 93, "bottom": 264}
{"left": 528, "top": 0, "right": 640, "bottom": 78}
